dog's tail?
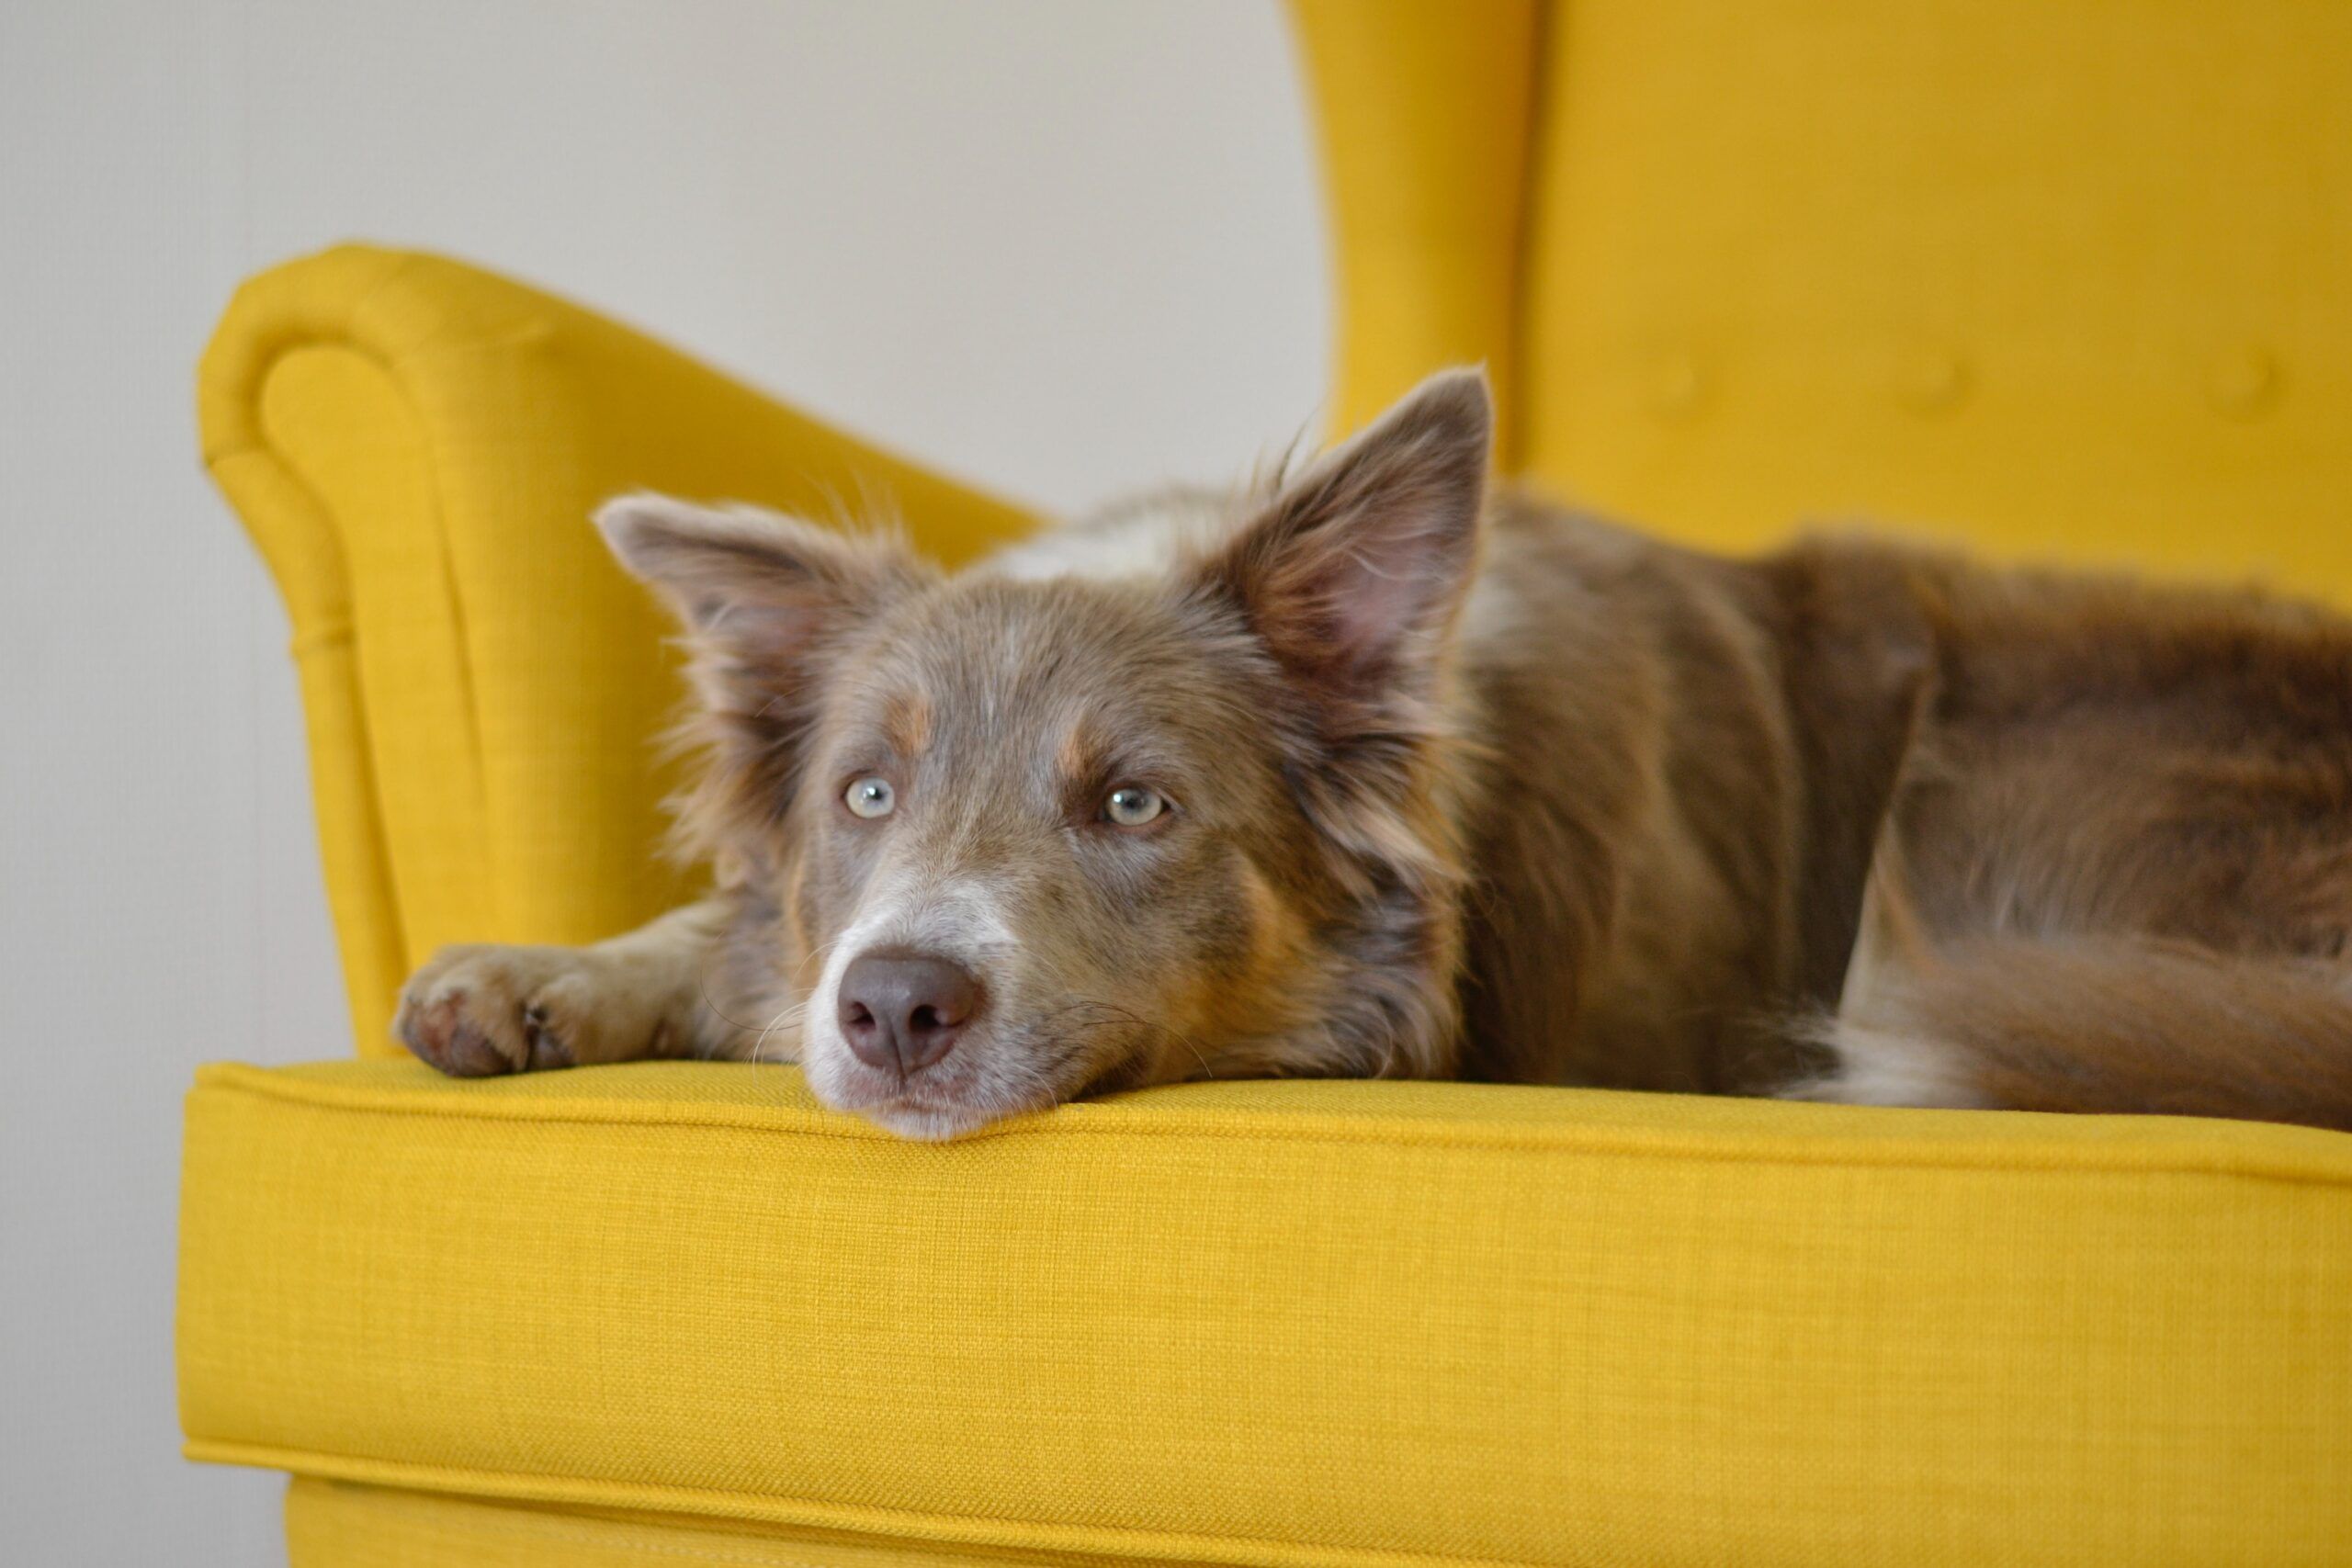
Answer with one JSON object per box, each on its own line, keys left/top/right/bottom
{"left": 1787, "top": 935, "right": 2352, "bottom": 1132}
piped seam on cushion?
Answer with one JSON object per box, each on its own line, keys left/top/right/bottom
{"left": 195, "top": 1439, "right": 1550, "bottom": 1568}
{"left": 188, "top": 1064, "right": 2352, "bottom": 1187}
{"left": 293, "top": 1481, "right": 891, "bottom": 1568}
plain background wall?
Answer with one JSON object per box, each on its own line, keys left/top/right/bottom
{"left": 0, "top": 3, "right": 1325, "bottom": 1560}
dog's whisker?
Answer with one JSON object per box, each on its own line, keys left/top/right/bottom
{"left": 752, "top": 998, "right": 803, "bottom": 1066}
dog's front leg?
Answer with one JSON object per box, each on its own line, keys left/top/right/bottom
{"left": 395, "top": 897, "right": 738, "bottom": 1075}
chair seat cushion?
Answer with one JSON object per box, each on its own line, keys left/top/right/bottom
{"left": 179, "top": 1060, "right": 2352, "bottom": 1566}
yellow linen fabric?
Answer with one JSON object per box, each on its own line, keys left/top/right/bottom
{"left": 285, "top": 1478, "right": 1143, "bottom": 1568}
{"left": 1293, "top": 1, "right": 2352, "bottom": 593}
{"left": 198, "top": 245, "right": 1038, "bottom": 1054}
{"left": 1287, "top": 0, "right": 1544, "bottom": 464}
{"left": 183, "top": 1061, "right": 2352, "bottom": 1567}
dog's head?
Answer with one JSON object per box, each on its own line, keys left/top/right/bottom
{"left": 602, "top": 370, "right": 1490, "bottom": 1136}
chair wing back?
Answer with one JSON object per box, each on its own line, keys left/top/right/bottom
{"left": 1292, "top": 0, "right": 2352, "bottom": 592}
{"left": 201, "top": 247, "right": 1034, "bottom": 1053}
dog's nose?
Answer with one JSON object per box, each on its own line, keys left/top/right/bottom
{"left": 836, "top": 951, "right": 983, "bottom": 1075}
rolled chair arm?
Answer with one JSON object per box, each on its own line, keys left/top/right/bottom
{"left": 199, "top": 244, "right": 1038, "bottom": 1054}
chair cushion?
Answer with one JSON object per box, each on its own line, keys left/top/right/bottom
{"left": 180, "top": 1060, "right": 2352, "bottom": 1566}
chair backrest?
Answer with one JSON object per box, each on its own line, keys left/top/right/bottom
{"left": 1292, "top": 0, "right": 2352, "bottom": 593}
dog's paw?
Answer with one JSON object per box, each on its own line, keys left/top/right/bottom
{"left": 394, "top": 943, "right": 671, "bottom": 1076}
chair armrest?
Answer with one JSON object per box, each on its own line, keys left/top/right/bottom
{"left": 199, "top": 244, "right": 1039, "bottom": 1054}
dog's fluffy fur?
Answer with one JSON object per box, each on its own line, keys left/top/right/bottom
{"left": 396, "top": 370, "right": 2352, "bottom": 1138}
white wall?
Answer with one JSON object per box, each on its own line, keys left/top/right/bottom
{"left": 0, "top": 3, "right": 1325, "bottom": 1560}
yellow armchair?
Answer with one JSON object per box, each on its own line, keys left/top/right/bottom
{"left": 184, "top": 6, "right": 2352, "bottom": 1565}
{"left": 198, "top": 245, "right": 1035, "bottom": 1048}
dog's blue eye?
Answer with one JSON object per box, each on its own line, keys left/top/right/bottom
{"left": 1102, "top": 785, "right": 1165, "bottom": 827}
{"left": 845, "top": 776, "right": 895, "bottom": 819}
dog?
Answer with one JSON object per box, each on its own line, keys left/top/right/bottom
{"left": 395, "top": 369, "right": 2352, "bottom": 1139}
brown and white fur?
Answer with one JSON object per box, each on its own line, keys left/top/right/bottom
{"left": 397, "top": 370, "right": 2352, "bottom": 1138}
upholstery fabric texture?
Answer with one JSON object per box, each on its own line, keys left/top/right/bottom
{"left": 188, "top": 1, "right": 2352, "bottom": 1562}
{"left": 1295, "top": 0, "right": 2352, "bottom": 592}
{"left": 281, "top": 1479, "right": 1128, "bottom": 1568}
{"left": 187, "top": 1062, "right": 2352, "bottom": 1566}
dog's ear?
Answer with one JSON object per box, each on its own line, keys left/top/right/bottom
{"left": 1194, "top": 368, "right": 1491, "bottom": 707}
{"left": 598, "top": 493, "right": 924, "bottom": 657}
{"left": 598, "top": 494, "right": 933, "bottom": 812}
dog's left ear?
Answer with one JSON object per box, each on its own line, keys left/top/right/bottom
{"left": 1194, "top": 367, "right": 1491, "bottom": 706}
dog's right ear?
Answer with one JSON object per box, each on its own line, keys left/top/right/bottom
{"left": 598, "top": 494, "right": 926, "bottom": 658}
{"left": 598, "top": 495, "right": 934, "bottom": 807}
